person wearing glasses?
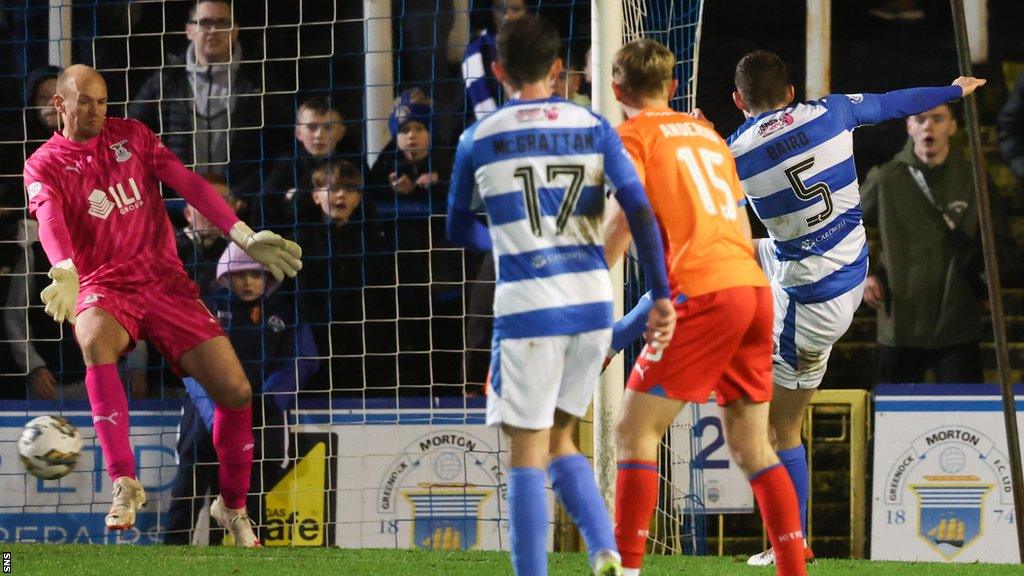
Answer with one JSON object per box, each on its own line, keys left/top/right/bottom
{"left": 129, "top": 0, "right": 263, "bottom": 193}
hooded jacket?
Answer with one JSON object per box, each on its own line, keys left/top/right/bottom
{"left": 128, "top": 43, "right": 264, "bottom": 190}
{"left": 862, "top": 138, "right": 1012, "bottom": 348}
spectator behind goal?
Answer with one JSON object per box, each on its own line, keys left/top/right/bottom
{"left": 165, "top": 243, "right": 317, "bottom": 545}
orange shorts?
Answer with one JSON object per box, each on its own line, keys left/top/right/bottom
{"left": 627, "top": 285, "right": 773, "bottom": 406}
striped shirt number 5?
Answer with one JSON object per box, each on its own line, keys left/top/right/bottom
{"left": 784, "top": 156, "right": 833, "bottom": 226}
{"left": 513, "top": 164, "right": 585, "bottom": 237}
{"left": 677, "top": 147, "right": 736, "bottom": 220}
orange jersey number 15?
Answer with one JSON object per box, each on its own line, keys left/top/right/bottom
{"left": 676, "top": 146, "right": 736, "bottom": 220}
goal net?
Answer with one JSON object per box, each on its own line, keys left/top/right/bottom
{"left": 0, "top": 0, "right": 708, "bottom": 553}
{"left": 617, "top": 0, "right": 710, "bottom": 558}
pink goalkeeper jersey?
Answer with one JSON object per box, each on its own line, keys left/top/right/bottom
{"left": 24, "top": 117, "right": 190, "bottom": 288}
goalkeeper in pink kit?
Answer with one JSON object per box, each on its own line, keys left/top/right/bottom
{"left": 22, "top": 65, "right": 301, "bottom": 545}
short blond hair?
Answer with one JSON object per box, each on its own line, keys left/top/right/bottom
{"left": 612, "top": 40, "right": 675, "bottom": 101}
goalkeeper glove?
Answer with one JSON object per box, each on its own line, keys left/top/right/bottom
{"left": 229, "top": 222, "right": 303, "bottom": 282}
{"left": 40, "top": 259, "right": 79, "bottom": 325}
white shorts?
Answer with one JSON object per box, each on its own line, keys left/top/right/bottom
{"left": 758, "top": 240, "right": 865, "bottom": 390}
{"left": 486, "top": 328, "right": 612, "bottom": 430}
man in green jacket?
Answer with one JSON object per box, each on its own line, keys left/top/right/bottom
{"left": 861, "top": 102, "right": 1011, "bottom": 384}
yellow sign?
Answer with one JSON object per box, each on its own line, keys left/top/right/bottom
{"left": 264, "top": 442, "right": 327, "bottom": 546}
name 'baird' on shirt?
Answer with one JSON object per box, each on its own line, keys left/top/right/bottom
{"left": 491, "top": 131, "right": 595, "bottom": 157}
{"left": 765, "top": 130, "right": 810, "bottom": 161}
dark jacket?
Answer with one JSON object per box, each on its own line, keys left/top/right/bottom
{"left": 250, "top": 145, "right": 367, "bottom": 231}
{"left": 295, "top": 204, "right": 397, "bottom": 392}
{"left": 204, "top": 290, "right": 315, "bottom": 394}
{"left": 128, "top": 45, "right": 264, "bottom": 192}
{"left": 175, "top": 228, "right": 228, "bottom": 296}
{"left": 367, "top": 140, "right": 451, "bottom": 218}
{"left": 862, "top": 139, "right": 1013, "bottom": 348}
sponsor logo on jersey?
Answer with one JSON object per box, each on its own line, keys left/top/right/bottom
{"left": 87, "top": 190, "right": 115, "bottom": 220}
{"left": 515, "top": 107, "right": 545, "bottom": 122}
{"left": 27, "top": 182, "right": 43, "bottom": 199}
{"left": 513, "top": 105, "right": 559, "bottom": 122}
{"left": 83, "top": 294, "right": 103, "bottom": 304}
{"left": 109, "top": 140, "right": 133, "bottom": 163}
{"left": 846, "top": 93, "right": 864, "bottom": 104}
{"left": 88, "top": 177, "right": 144, "bottom": 219}
{"left": 757, "top": 113, "right": 795, "bottom": 139}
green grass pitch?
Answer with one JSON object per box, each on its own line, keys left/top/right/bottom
{"left": 11, "top": 544, "right": 1024, "bottom": 575}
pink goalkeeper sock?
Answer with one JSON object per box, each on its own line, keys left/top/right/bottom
{"left": 85, "top": 363, "right": 136, "bottom": 482}
{"left": 214, "top": 404, "right": 254, "bottom": 510}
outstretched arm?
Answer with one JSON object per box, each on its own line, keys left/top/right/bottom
{"left": 151, "top": 157, "right": 240, "bottom": 235}
{"left": 842, "top": 77, "right": 984, "bottom": 126}
{"left": 146, "top": 128, "right": 301, "bottom": 281}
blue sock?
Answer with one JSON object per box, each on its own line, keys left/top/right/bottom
{"left": 548, "top": 454, "right": 617, "bottom": 562}
{"left": 509, "top": 467, "right": 549, "bottom": 575}
{"left": 777, "top": 444, "right": 809, "bottom": 536}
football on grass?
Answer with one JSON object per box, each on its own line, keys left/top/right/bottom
{"left": 18, "top": 415, "right": 83, "bottom": 480}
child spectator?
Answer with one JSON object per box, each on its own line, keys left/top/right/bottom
{"left": 164, "top": 244, "right": 317, "bottom": 545}
{"left": 367, "top": 90, "right": 463, "bottom": 391}
{"left": 252, "top": 96, "right": 361, "bottom": 230}
{"left": 296, "top": 161, "right": 396, "bottom": 394}
{"left": 367, "top": 88, "right": 450, "bottom": 217}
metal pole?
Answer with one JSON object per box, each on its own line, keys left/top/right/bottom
{"left": 364, "top": 0, "right": 394, "bottom": 167}
{"left": 805, "top": 0, "right": 831, "bottom": 100}
{"left": 592, "top": 0, "right": 624, "bottom": 514}
{"left": 48, "top": 0, "right": 72, "bottom": 67}
{"left": 950, "top": 0, "right": 1024, "bottom": 562}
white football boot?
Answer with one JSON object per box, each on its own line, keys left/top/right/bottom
{"left": 211, "top": 496, "right": 262, "bottom": 547}
{"left": 746, "top": 542, "right": 816, "bottom": 566}
{"left": 105, "top": 476, "right": 147, "bottom": 531}
{"left": 591, "top": 549, "right": 624, "bottom": 576}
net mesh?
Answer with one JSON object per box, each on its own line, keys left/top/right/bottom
{"left": 0, "top": 0, "right": 704, "bottom": 552}
{"left": 621, "top": 0, "right": 708, "bottom": 558}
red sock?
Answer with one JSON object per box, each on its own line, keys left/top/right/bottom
{"left": 750, "top": 464, "right": 807, "bottom": 576}
{"left": 213, "top": 404, "right": 254, "bottom": 510}
{"left": 85, "top": 363, "right": 135, "bottom": 482}
{"left": 615, "top": 460, "right": 659, "bottom": 569}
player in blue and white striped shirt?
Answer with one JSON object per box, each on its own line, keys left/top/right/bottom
{"left": 447, "top": 15, "right": 674, "bottom": 576}
{"left": 726, "top": 50, "right": 985, "bottom": 566}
